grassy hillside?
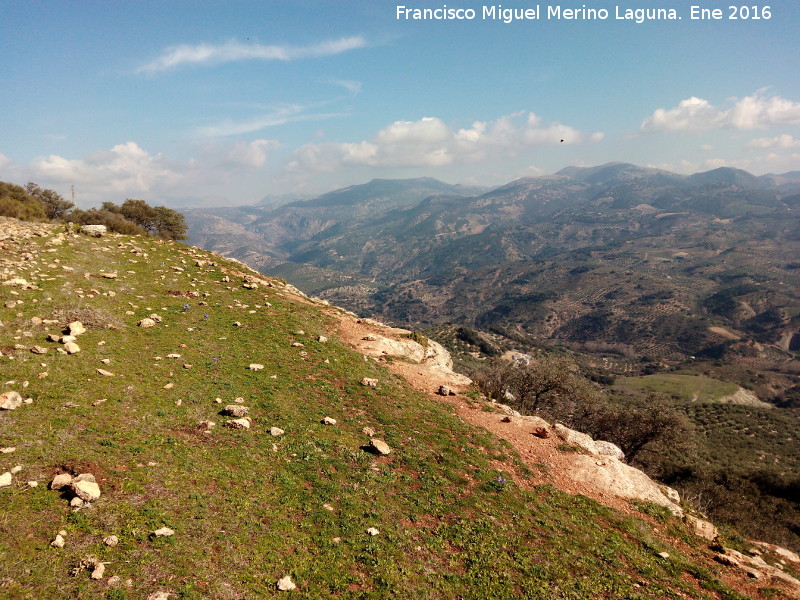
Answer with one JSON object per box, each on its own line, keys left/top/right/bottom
{"left": 0, "top": 219, "right": 795, "bottom": 599}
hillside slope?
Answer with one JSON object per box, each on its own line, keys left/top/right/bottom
{"left": 1, "top": 218, "right": 798, "bottom": 599}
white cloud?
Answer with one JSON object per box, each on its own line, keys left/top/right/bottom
{"left": 641, "top": 91, "right": 800, "bottom": 132}
{"left": 286, "top": 112, "right": 603, "bottom": 175}
{"left": 195, "top": 105, "right": 346, "bottom": 137}
{"left": 747, "top": 134, "right": 800, "bottom": 149}
{"left": 0, "top": 153, "right": 10, "bottom": 170}
{"left": 329, "top": 79, "right": 362, "bottom": 95}
{"left": 13, "top": 139, "right": 278, "bottom": 207}
{"left": 138, "top": 36, "right": 366, "bottom": 73}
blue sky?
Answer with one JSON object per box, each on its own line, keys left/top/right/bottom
{"left": 1, "top": 1, "right": 798, "bottom": 207}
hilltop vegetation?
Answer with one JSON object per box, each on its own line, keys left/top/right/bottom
{"left": 0, "top": 180, "right": 188, "bottom": 241}
{"left": 3, "top": 218, "right": 798, "bottom": 599}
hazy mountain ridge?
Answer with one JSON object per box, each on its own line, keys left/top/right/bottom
{"left": 186, "top": 163, "right": 800, "bottom": 378}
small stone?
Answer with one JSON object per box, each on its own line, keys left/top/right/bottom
{"left": 438, "top": 385, "right": 452, "bottom": 396}
{"left": 96, "top": 369, "right": 114, "bottom": 377}
{"left": 0, "top": 472, "right": 12, "bottom": 487}
{"left": 321, "top": 417, "right": 337, "bottom": 425}
{"left": 224, "top": 418, "right": 252, "bottom": 430}
{"left": 249, "top": 363, "right": 264, "bottom": 371}
{"left": 362, "top": 427, "right": 376, "bottom": 437}
{"left": 63, "top": 341, "right": 80, "bottom": 354}
{"left": 138, "top": 318, "right": 156, "bottom": 328}
{"left": 10, "top": 465, "right": 22, "bottom": 475}
{"left": 30, "top": 345, "right": 48, "bottom": 354}
{"left": 360, "top": 378, "right": 378, "bottom": 387}
{"left": 91, "top": 563, "right": 106, "bottom": 579}
{"left": 60, "top": 335, "right": 77, "bottom": 344}
{"left": 198, "top": 420, "right": 215, "bottom": 431}
{"left": 107, "top": 575, "right": 122, "bottom": 587}
{"left": 104, "top": 535, "right": 119, "bottom": 546}
{"left": 100, "top": 358, "right": 111, "bottom": 364}
{"left": 163, "top": 383, "right": 174, "bottom": 389}
{"left": 276, "top": 575, "right": 296, "bottom": 591}
{"left": 67, "top": 321, "right": 87, "bottom": 336}
{"left": 323, "top": 503, "right": 334, "bottom": 511}
{"left": 369, "top": 438, "right": 392, "bottom": 456}
{"left": 51, "top": 473, "right": 73, "bottom": 490}
{"left": 270, "top": 427, "right": 285, "bottom": 437}
{"left": 366, "top": 527, "right": 380, "bottom": 536}
{"left": 224, "top": 405, "right": 249, "bottom": 417}
{"left": 658, "top": 552, "right": 670, "bottom": 559}
{"left": 0, "top": 447, "right": 16, "bottom": 453}
{"left": 153, "top": 527, "right": 175, "bottom": 537}
{"left": 28, "top": 481, "right": 38, "bottom": 488}
{"left": 50, "top": 534, "right": 66, "bottom": 548}
{"left": 318, "top": 336, "right": 328, "bottom": 343}
{"left": 146, "top": 591, "right": 171, "bottom": 600}
{"left": 70, "top": 496, "right": 85, "bottom": 508}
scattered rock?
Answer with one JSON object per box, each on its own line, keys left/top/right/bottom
{"left": 50, "top": 473, "right": 73, "bottom": 490}
{"left": 10, "top": 465, "right": 22, "bottom": 475}
{"left": 224, "top": 418, "right": 252, "bottom": 430}
{"left": 366, "top": 527, "right": 380, "bottom": 536}
{"left": 63, "top": 341, "right": 81, "bottom": 354}
{"left": 684, "top": 515, "right": 718, "bottom": 541}
{"left": 318, "top": 336, "right": 328, "bottom": 343}
{"left": 321, "top": 416, "right": 337, "bottom": 425}
{"left": 369, "top": 438, "right": 392, "bottom": 456}
{"left": 138, "top": 318, "right": 156, "bottom": 328}
{"left": 72, "top": 480, "right": 101, "bottom": 502}
{"left": 67, "top": 321, "right": 87, "bottom": 336}
{"left": 276, "top": 575, "right": 296, "bottom": 591}
{"left": 0, "top": 391, "right": 23, "bottom": 410}
{"left": 146, "top": 591, "right": 172, "bottom": 600}
{"left": 103, "top": 535, "right": 119, "bottom": 547}
{"left": 153, "top": 527, "right": 175, "bottom": 537}
{"left": 80, "top": 224, "right": 107, "bottom": 237}
{"left": 198, "top": 420, "right": 216, "bottom": 431}
{"left": 657, "top": 552, "right": 670, "bottom": 559}
{"left": 360, "top": 378, "right": 378, "bottom": 387}
{"left": 30, "top": 345, "right": 48, "bottom": 354}
{"left": 50, "top": 534, "right": 66, "bottom": 548}
{"left": 96, "top": 369, "right": 114, "bottom": 377}
{"left": 249, "top": 363, "right": 264, "bottom": 371}
{"left": 0, "top": 472, "right": 12, "bottom": 487}
{"left": 270, "top": 427, "right": 285, "bottom": 437}
{"left": 0, "top": 447, "right": 16, "bottom": 453}
{"left": 362, "top": 427, "right": 376, "bottom": 437}
{"left": 91, "top": 563, "right": 106, "bottom": 580}
{"left": 438, "top": 385, "right": 454, "bottom": 396}
{"left": 223, "top": 405, "right": 249, "bottom": 417}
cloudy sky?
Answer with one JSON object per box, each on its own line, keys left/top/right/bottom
{"left": 1, "top": 1, "right": 798, "bottom": 207}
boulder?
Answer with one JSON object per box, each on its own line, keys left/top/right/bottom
{"left": 0, "top": 391, "right": 23, "bottom": 410}
{"left": 567, "top": 454, "right": 682, "bottom": 515}
{"left": 684, "top": 515, "right": 718, "bottom": 541}
{"left": 67, "top": 321, "right": 87, "bottom": 336}
{"left": 223, "top": 405, "right": 249, "bottom": 417}
{"left": 80, "top": 225, "right": 107, "bottom": 237}
{"left": 594, "top": 440, "right": 625, "bottom": 461}
{"left": 50, "top": 473, "right": 73, "bottom": 490}
{"left": 72, "top": 480, "right": 101, "bottom": 502}
{"left": 369, "top": 438, "right": 392, "bottom": 456}
{"left": 63, "top": 341, "right": 81, "bottom": 354}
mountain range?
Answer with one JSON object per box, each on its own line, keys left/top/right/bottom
{"left": 186, "top": 162, "right": 800, "bottom": 385}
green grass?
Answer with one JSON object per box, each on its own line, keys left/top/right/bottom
{"left": 614, "top": 373, "right": 739, "bottom": 403}
{"left": 0, "top": 224, "right": 767, "bottom": 599}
